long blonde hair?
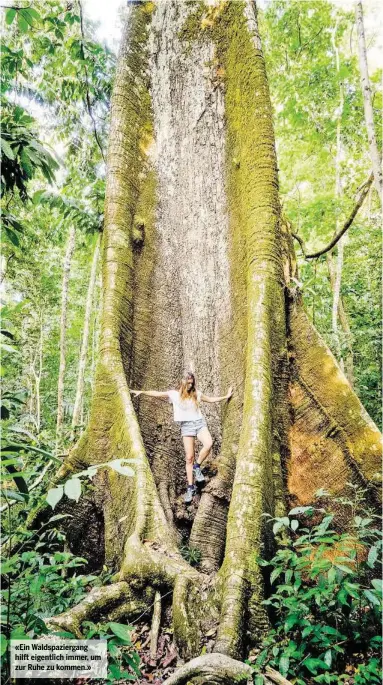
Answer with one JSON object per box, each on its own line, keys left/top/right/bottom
{"left": 179, "top": 371, "right": 198, "bottom": 406}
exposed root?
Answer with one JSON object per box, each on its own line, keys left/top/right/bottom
{"left": 265, "top": 665, "right": 294, "bottom": 685}
{"left": 45, "top": 582, "right": 153, "bottom": 638}
{"left": 149, "top": 591, "right": 162, "bottom": 663}
{"left": 162, "top": 653, "right": 254, "bottom": 684}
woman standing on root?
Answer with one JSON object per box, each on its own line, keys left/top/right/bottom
{"left": 131, "top": 372, "right": 232, "bottom": 503}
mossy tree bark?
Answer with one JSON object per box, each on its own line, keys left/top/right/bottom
{"left": 71, "top": 233, "right": 101, "bottom": 438}
{"left": 46, "top": 1, "right": 381, "bottom": 679}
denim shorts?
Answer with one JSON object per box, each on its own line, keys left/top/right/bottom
{"left": 179, "top": 417, "right": 207, "bottom": 437}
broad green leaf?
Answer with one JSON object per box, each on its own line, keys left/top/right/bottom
{"left": 46, "top": 485, "right": 64, "bottom": 509}
{"left": 1, "top": 489, "right": 26, "bottom": 502}
{"left": 344, "top": 582, "right": 360, "bottom": 599}
{"left": 108, "top": 459, "right": 134, "bottom": 477}
{"left": 289, "top": 506, "right": 314, "bottom": 516}
{"left": 48, "top": 513, "right": 73, "bottom": 523}
{"left": 107, "top": 622, "right": 132, "bottom": 644}
{"left": 270, "top": 567, "right": 283, "bottom": 584}
{"left": 284, "top": 613, "right": 299, "bottom": 631}
{"left": 18, "top": 12, "right": 29, "bottom": 33}
{"left": 0, "top": 633, "right": 7, "bottom": 656}
{"left": 364, "top": 589, "right": 381, "bottom": 607}
{"left": 10, "top": 627, "right": 28, "bottom": 639}
{"left": 64, "top": 477, "right": 82, "bottom": 502}
{"left": 1, "top": 555, "right": 19, "bottom": 575}
{"left": 334, "top": 563, "right": 353, "bottom": 574}
{"left": 303, "top": 657, "right": 328, "bottom": 674}
{"left": 367, "top": 545, "right": 378, "bottom": 568}
{"left": 23, "top": 8, "right": 40, "bottom": 21}
{"left": 1, "top": 137, "right": 15, "bottom": 160}
{"left": 371, "top": 578, "right": 383, "bottom": 594}
{"left": 2, "top": 443, "right": 61, "bottom": 462}
{"left": 5, "top": 8, "right": 16, "bottom": 24}
{"left": 279, "top": 654, "right": 290, "bottom": 677}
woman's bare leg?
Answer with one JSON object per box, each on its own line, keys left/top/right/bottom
{"left": 183, "top": 436, "right": 195, "bottom": 486}
{"left": 196, "top": 427, "right": 213, "bottom": 465}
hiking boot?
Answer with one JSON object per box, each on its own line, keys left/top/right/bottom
{"left": 184, "top": 485, "right": 196, "bottom": 504}
{"left": 193, "top": 464, "right": 205, "bottom": 484}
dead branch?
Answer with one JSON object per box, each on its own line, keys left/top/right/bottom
{"left": 149, "top": 591, "right": 161, "bottom": 663}
{"left": 305, "top": 171, "right": 374, "bottom": 259}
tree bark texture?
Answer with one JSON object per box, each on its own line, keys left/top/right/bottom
{"left": 44, "top": 1, "right": 381, "bottom": 678}
{"left": 71, "top": 233, "right": 100, "bottom": 436}
{"left": 355, "top": 0, "right": 382, "bottom": 204}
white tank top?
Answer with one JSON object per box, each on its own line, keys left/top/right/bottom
{"left": 167, "top": 389, "right": 203, "bottom": 422}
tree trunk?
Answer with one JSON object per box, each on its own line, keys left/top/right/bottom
{"left": 355, "top": 0, "right": 382, "bottom": 204}
{"left": 71, "top": 234, "right": 100, "bottom": 438}
{"left": 326, "top": 253, "right": 354, "bottom": 385}
{"left": 56, "top": 225, "right": 76, "bottom": 447}
{"left": 44, "top": 2, "right": 381, "bottom": 678}
{"left": 328, "top": 22, "right": 354, "bottom": 385}
{"left": 31, "top": 311, "right": 44, "bottom": 433}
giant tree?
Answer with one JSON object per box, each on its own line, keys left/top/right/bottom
{"left": 43, "top": 1, "right": 381, "bottom": 681}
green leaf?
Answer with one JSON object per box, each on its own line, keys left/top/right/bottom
{"left": 291, "top": 519, "right": 299, "bottom": 532}
{"left": 0, "top": 633, "right": 7, "bottom": 656}
{"left": 23, "top": 7, "right": 40, "bottom": 21}
{"left": 364, "top": 589, "right": 381, "bottom": 607}
{"left": 289, "top": 506, "right": 314, "bottom": 516}
{"left": 18, "top": 12, "right": 29, "bottom": 33}
{"left": 5, "top": 8, "right": 16, "bottom": 25}
{"left": 107, "top": 622, "right": 132, "bottom": 644}
{"left": 1, "top": 489, "right": 26, "bottom": 502}
{"left": 270, "top": 567, "right": 283, "bottom": 584}
{"left": 46, "top": 485, "right": 64, "bottom": 509}
{"left": 324, "top": 649, "right": 332, "bottom": 667}
{"left": 1, "top": 137, "right": 15, "bottom": 160}
{"left": 1, "top": 555, "right": 19, "bottom": 575}
{"left": 303, "top": 657, "right": 328, "bottom": 674}
{"left": 108, "top": 459, "right": 135, "bottom": 477}
{"left": 334, "top": 563, "right": 353, "bottom": 574}
{"left": 367, "top": 545, "right": 379, "bottom": 568}
{"left": 108, "top": 663, "right": 135, "bottom": 681}
{"left": 279, "top": 654, "right": 290, "bottom": 677}
{"left": 284, "top": 613, "right": 300, "bottom": 631}
{"left": 302, "top": 625, "right": 313, "bottom": 638}
{"left": 2, "top": 443, "right": 61, "bottom": 462}
{"left": 3, "top": 227, "right": 20, "bottom": 247}
{"left": 64, "top": 477, "right": 82, "bottom": 502}
{"left": 371, "top": 579, "right": 383, "bottom": 594}
{"left": 10, "top": 627, "right": 28, "bottom": 639}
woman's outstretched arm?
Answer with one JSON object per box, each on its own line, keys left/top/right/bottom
{"left": 130, "top": 390, "right": 169, "bottom": 399}
{"left": 200, "top": 387, "right": 232, "bottom": 403}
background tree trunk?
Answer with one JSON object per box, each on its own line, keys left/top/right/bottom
{"left": 56, "top": 224, "right": 76, "bottom": 447}
{"left": 355, "top": 0, "right": 382, "bottom": 204}
{"left": 329, "top": 20, "right": 355, "bottom": 385}
{"left": 44, "top": 1, "right": 381, "bottom": 676}
{"left": 71, "top": 234, "right": 100, "bottom": 438}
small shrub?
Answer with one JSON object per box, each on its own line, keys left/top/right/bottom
{"left": 254, "top": 486, "right": 382, "bottom": 684}
{"left": 180, "top": 544, "right": 202, "bottom": 567}
{"left": 82, "top": 620, "right": 141, "bottom": 682}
